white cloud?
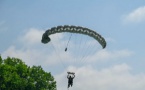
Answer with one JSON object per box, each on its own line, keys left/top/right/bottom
{"left": 2, "top": 45, "right": 74, "bottom": 67}
{"left": 1, "top": 28, "right": 145, "bottom": 90}
{"left": 19, "top": 28, "right": 44, "bottom": 45}
{"left": 2, "top": 45, "right": 133, "bottom": 69}
{"left": 82, "top": 49, "right": 134, "bottom": 63}
{"left": 55, "top": 64, "right": 145, "bottom": 90}
{"left": 1, "top": 28, "right": 73, "bottom": 66}
{"left": 2, "top": 46, "right": 45, "bottom": 66}
{"left": 2, "top": 28, "right": 134, "bottom": 66}
{"left": 123, "top": 6, "right": 145, "bottom": 23}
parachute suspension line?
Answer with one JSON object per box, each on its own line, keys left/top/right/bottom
{"left": 73, "top": 34, "right": 80, "bottom": 67}
{"left": 83, "top": 41, "right": 97, "bottom": 63}
{"left": 75, "top": 35, "right": 88, "bottom": 66}
{"left": 78, "top": 37, "right": 93, "bottom": 65}
{"left": 50, "top": 41, "right": 66, "bottom": 69}
{"left": 78, "top": 37, "right": 97, "bottom": 66}
{"left": 65, "top": 33, "right": 72, "bottom": 52}
{"left": 80, "top": 39, "right": 101, "bottom": 66}
{"left": 51, "top": 42, "right": 69, "bottom": 77}
{"left": 80, "top": 41, "right": 98, "bottom": 66}
{"left": 82, "top": 48, "right": 98, "bottom": 66}
{"left": 74, "top": 34, "right": 83, "bottom": 66}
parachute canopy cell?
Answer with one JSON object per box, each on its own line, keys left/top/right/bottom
{"left": 41, "top": 25, "right": 106, "bottom": 48}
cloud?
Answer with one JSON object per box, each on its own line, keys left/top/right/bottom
{"left": 2, "top": 45, "right": 75, "bottom": 67}
{"left": 55, "top": 64, "right": 145, "bottom": 90}
{"left": 1, "top": 28, "right": 73, "bottom": 66}
{"left": 2, "top": 46, "right": 45, "bottom": 66}
{"left": 2, "top": 28, "right": 134, "bottom": 67}
{"left": 19, "top": 28, "right": 44, "bottom": 45}
{"left": 123, "top": 6, "right": 145, "bottom": 23}
{"left": 80, "top": 49, "right": 134, "bottom": 64}
{"left": 2, "top": 46, "right": 134, "bottom": 70}
{"left": 1, "top": 28, "right": 145, "bottom": 90}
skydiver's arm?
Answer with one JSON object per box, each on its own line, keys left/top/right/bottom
{"left": 67, "top": 75, "right": 69, "bottom": 79}
{"left": 73, "top": 74, "right": 75, "bottom": 78}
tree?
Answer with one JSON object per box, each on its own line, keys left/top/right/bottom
{"left": 0, "top": 56, "right": 56, "bottom": 90}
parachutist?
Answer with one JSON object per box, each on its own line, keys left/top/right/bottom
{"left": 67, "top": 72, "right": 75, "bottom": 88}
{"left": 65, "top": 48, "right": 67, "bottom": 52}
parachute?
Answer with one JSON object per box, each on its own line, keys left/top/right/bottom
{"left": 41, "top": 25, "right": 107, "bottom": 89}
{"left": 41, "top": 25, "right": 107, "bottom": 70}
{"left": 41, "top": 25, "right": 106, "bottom": 49}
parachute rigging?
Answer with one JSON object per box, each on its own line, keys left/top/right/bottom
{"left": 65, "top": 33, "right": 72, "bottom": 52}
{"left": 41, "top": 25, "right": 107, "bottom": 68}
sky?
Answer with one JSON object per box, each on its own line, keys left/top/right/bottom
{"left": 0, "top": 0, "right": 145, "bottom": 90}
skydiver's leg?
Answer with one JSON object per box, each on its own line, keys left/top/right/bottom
{"left": 71, "top": 83, "right": 73, "bottom": 87}
{"left": 68, "top": 83, "right": 70, "bottom": 88}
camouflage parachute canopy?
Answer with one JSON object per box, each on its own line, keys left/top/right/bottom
{"left": 41, "top": 25, "right": 106, "bottom": 49}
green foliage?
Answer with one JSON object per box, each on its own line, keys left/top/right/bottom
{"left": 0, "top": 56, "right": 56, "bottom": 90}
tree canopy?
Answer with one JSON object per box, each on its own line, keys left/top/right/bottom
{"left": 0, "top": 56, "right": 56, "bottom": 90}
